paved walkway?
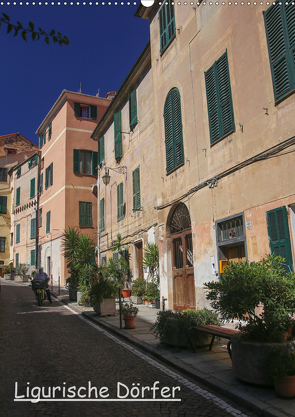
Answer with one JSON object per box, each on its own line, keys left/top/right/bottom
{"left": 3, "top": 278, "right": 295, "bottom": 417}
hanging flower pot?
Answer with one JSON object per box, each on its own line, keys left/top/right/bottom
{"left": 123, "top": 316, "right": 136, "bottom": 329}
{"left": 121, "top": 288, "right": 131, "bottom": 298}
{"left": 274, "top": 375, "right": 295, "bottom": 398}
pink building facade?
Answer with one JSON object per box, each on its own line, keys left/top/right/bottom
{"left": 36, "top": 90, "right": 111, "bottom": 285}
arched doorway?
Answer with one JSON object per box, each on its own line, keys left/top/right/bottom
{"left": 170, "top": 203, "right": 195, "bottom": 310}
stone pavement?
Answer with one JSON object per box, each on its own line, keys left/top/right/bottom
{"left": 4, "top": 279, "right": 295, "bottom": 417}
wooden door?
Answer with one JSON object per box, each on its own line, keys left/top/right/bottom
{"left": 172, "top": 231, "right": 195, "bottom": 310}
{"left": 226, "top": 244, "right": 246, "bottom": 262}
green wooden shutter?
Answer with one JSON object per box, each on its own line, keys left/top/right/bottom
{"left": 28, "top": 159, "right": 32, "bottom": 169}
{"left": 73, "top": 149, "right": 80, "bottom": 173}
{"left": 0, "top": 196, "right": 7, "bottom": 214}
{"left": 30, "top": 178, "right": 35, "bottom": 198}
{"left": 264, "top": 3, "right": 295, "bottom": 101}
{"left": 132, "top": 167, "right": 141, "bottom": 210}
{"left": 129, "top": 90, "right": 138, "bottom": 127}
{"left": 164, "top": 88, "right": 184, "bottom": 173}
{"left": 31, "top": 250, "right": 35, "bottom": 267}
{"left": 74, "top": 102, "right": 81, "bottom": 117}
{"left": 92, "top": 152, "right": 98, "bottom": 175}
{"left": 159, "top": 0, "right": 175, "bottom": 53}
{"left": 91, "top": 105, "right": 97, "bottom": 120}
{"left": 98, "top": 136, "right": 105, "bottom": 164}
{"left": 117, "top": 182, "right": 124, "bottom": 221}
{"left": 45, "top": 167, "right": 48, "bottom": 189}
{"left": 205, "top": 52, "right": 235, "bottom": 144}
{"left": 86, "top": 202, "right": 92, "bottom": 226}
{"left": 266, "top": 206, "right": 293, "bottom": 272}
{"left": 50, "top": 163, "right": 53, "bottom": 186}
{"left": 16, "top": 167, "right": 21, "bottom": 178}
{"left": 16, "top": 224, "right": 20, "bottom": 243}
{"left": 40, "top": 173, "right": 43, "bottom": 194}
{"left": 46, "top": 211, "right": 51, "bottom": 234}
{"left": 16, "top": 187, "right": 20, "bottom": 206}
{"left": 113, "top": 252, "right": 119, "bottom": 262}
{"left": 48, "top": 122, "right": 52, "bottom": 138}
{"left": 39, "top": 135, "right": 42, "bottom": 148}
{"left": 100, "top": 198, "right": 105, "bottom": 231}
{"left": 114, "top": 111, "right": 122, "bottom": 159}
{"left": 15, "top": 253, "right": 19, "bottom": 267}
{"left": 79, "top": 202, "right": 86, "bottom": 226}
{"left": 30, "top": 218, "right": 36, "bottom": 239}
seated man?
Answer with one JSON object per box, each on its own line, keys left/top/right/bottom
{"left": 32, "top": 267, "right": 52, "bottom": 303}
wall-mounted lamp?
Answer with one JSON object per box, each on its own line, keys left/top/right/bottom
{"left": 101, "top": 164, "right": 127, "bottom": 186}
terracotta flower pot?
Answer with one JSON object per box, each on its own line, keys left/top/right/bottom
{"left": 123, "top": 316, "right": 136, "bottom": 329}
{"left": 274, "top": 375, "right": 295, "bottom": 398}
{"left": 121, "top": 288, "right": 131, "bottom": 298}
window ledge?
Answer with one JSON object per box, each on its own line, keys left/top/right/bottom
{"left": 275, "top": 88, "right": 295, "bottom": 106}
{"left": 210, "top": 129, "right": 235, "bottom": 148}
{"left": 160, "top": 34, "right": 176, "bottom": 57}
{"left": 166, "top": 162, "right": 185, "bottom": 176}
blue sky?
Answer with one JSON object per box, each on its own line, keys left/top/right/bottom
{"left": 0, "top": 4, "right": 150, "bottom": 146}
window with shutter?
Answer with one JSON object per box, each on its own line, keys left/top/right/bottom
{"left": 73, "top": 149, "right": 97, "bottom": 175}
{"left": 16, "top": 167, "right": 21, "bottom": 178}
{"left": 74, "top": 102, "right": 97, "bottom": 119}
{"left": 129, "top": 90, "right": 138, "bottom": 128}
{"left": 0, "top": 168, "right": 7, "bottom": 182}
{"left": 79, "top": 202, "right": 92, "bottom": 227}
{"left": 48, "top": 122, "right": 52, "bottom": 139}
{"left": 46, "top": 211, "right": 51, "bottom": 234}
{"left": 30, "top": 178, "right": 36, "bottom": 199}
{"left": 113, "top": 252, "right": 119, "bottom": 262}
{"left": 45, "top": 167, "right": 48, "bottom": 190}
{"left": 0, "top": 237, "right": 5, "bottom": 253}
{"left": 15, "top": 253, "right": 19, "bottom": 267}
{"left": 39, "top": 208, "right": 42, "bottom": 227}
{"left": 205, "top": 52, "right": 235, "bottom": 145}
{"left": 31, "top": 250, "right": 36, "bottom": 267}
{"left": 50, "top": 163, "right": 53, "bottom": 186}
{"left": 117, "top": 182, "right": 124, "bottom": 221}
{"left": 114, "top": 111, "right": 122, "bottom": 160}
{"left": 100, "top": 198, "right": 105, "bottom": 231}
{"left": 30, "top": 218, "right": 36, "bottom": 239}
{"left": 164, "top": 88, "right": 184, "bottom": 174}
{"left": 132, "top": 166, "right": 141, "bottom": 211}
{"left": 266, "top": 206, "right": 293, "bottom": 272}
{"left": 40, "top": 173, "right": 43, "bottom": 194}
{"left": 16, "top": 187, "right": 20, "bottom": 206}
{"left": 92, "top": 152, "right": 98, "bottom": 175}
{"left": 264, "top": 2, "right": 295, "bottom": 102}
{"left": 159, "top": 0, "right": 176, "bottom": 54}
{"left": 0, "top": 196, "right": 7, "bottom": 214}
{"left": 98, "top": 137, "right": 105, "bottom": 165}
{"left": 16, "top": 224, "right": 20, "bottom": 243}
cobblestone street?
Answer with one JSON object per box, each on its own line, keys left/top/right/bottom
{"left": 0, "top": 282, "right": 258, "bottom": 417}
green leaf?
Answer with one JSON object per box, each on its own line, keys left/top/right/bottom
{"left": 32, "top": 31, "right": 37, "bottom": 41}
{"left": 58, "top": 31, "right": 61, "bottom": 37}
{"left": 53, "top": 36, "right": 58, "bottom": 43}
{"left": 28, "top": 21, "right": 34, "bottom": 31}
{"left": 14, "top": 28, "right": 18, "bottom": 37}
{"left": 50, "top": 29, "right": 55, "bottom": 35}
{"left": 17, "top": 21, "right": 23, "bottom": 28}
{"left": 2, "top": 13, "right": 10, "bottom": 21}
{"left": 45, "top": 36, "right": 50, "bottom": 45}
{"left": 21, "top": 31, "right": 27, "bottom": 41}
{"left": 7, "top": 24, "right": 13, "bottom": 34}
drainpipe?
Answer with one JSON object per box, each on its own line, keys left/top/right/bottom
{"left": 97, "top": 167, "right": 100, "bottom": 266}
{"left": 36, "top": 151, "right": 41, "bottom": 269}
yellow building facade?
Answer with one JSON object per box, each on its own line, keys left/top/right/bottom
{"left": 133, "top": 3, "right": 295, "bottom": 310}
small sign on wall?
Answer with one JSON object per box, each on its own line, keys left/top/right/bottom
{"left": 246, "top": 221, "right": 251, "bottom": 228}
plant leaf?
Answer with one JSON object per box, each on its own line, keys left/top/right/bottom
{"left": 29, "top": 21, "right": 34, "bottom": 31}
{"left": 45, "top": 36, "right": 50, "bottom": 45}
{"left": 21, "top": 31, "right": 27, "bottom": 41}
{"left": 2, "top": 13, "right": 10, "bottom": 21}
{"left": 7, "top": 24, "right": 13, "bottom": 34}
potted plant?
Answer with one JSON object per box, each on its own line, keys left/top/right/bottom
{"left": 120, "top": 302, "right": 139, "bottom": 329}
{"left": 130, "top": 278, "right": 146, "bottom": 304}
{"left": 78, "top": 288, "right": 92, "bottom": 307}
{"left": 151, "top": 308, "right": 221, "bottom": 348}
{"left": 204, "top": 254, "right": 295, "bottom": 385}
{"left": 15, "top": 263, "right": 29, "bottom": 282}
{"left": 146, "top": 279, "right": 160, "bottom": 307}
{"left": 266, "top": 342, "right": 295, "bottom": 397}
{"left": 143, "top": 243, "right": 159, "bottom": 289}
{"left": 65, "top": 274, "right": 78, "bottom": 301}
{"left": 89, "top": 277, "right": 118, "bottom": 315}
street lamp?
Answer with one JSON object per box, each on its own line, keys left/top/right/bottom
{"left": 101, "top": 164, "right": 127, "bottom": 186}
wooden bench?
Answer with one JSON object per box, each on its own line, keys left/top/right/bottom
{"left": 187, "top": 325, "right": 239, "bottom": 358}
